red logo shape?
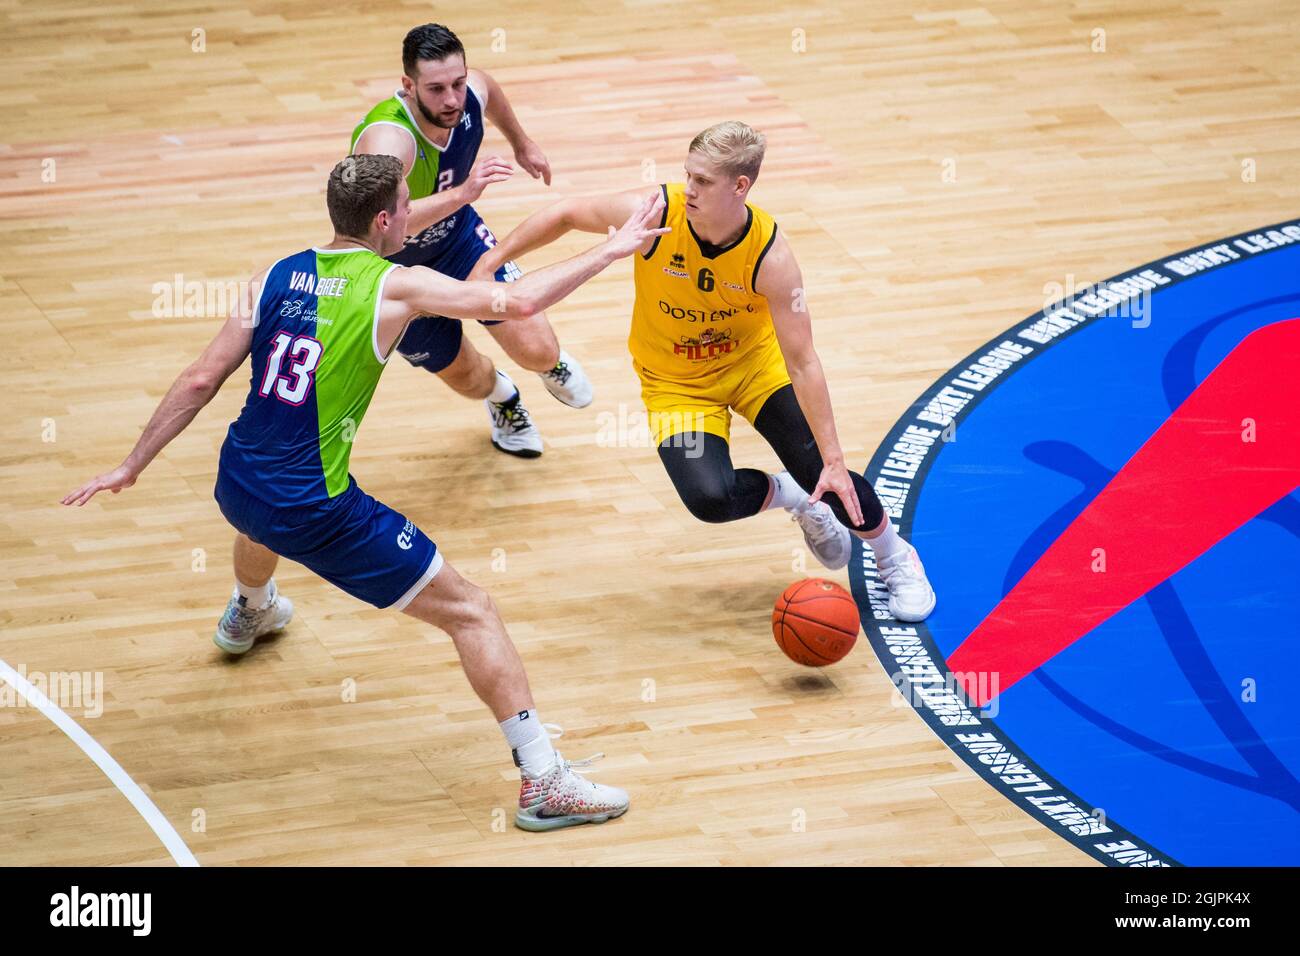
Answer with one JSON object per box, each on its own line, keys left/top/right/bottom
{"left": 948, "top": 318, "right": 1300, "bottom": 706}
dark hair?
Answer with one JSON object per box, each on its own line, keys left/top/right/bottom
{"left": 327, "top": 154, "right": 404, "bottom": 237}
{"left": 402, "top": 23, "right": 465, "bottom": 77}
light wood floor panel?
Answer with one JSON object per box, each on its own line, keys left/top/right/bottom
{"left": 1, "top": 0, "right": 1296, "bottom": 865}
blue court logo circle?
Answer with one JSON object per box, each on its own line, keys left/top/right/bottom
{"left": 849, "top": 219, "right": 1300, "bottom": 867}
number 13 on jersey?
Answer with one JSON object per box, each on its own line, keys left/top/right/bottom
{"left": 259, "top": 331, "right": 323, "bottom": 405}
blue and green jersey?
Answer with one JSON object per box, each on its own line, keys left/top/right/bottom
{"left": 220, "top": 247, "right": 397, "bottom": 506}
{"left": 350, "top": 88, "right": 486, "bottom": 252}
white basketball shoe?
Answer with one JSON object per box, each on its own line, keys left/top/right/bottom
{"left": 515, "top": 751, "right": 630, "bottom": 832}
{"left": 486, "top": 388, "right": 544, "bottom": 458}
{"left": 877, "top": 544, "right": 937, "bottom": 622}
{"left": 214, "top": 585, "right": 294, "bottom": 654}
{"left": 789, "top": 496, "right": 853, "bottom": 570}
{"left": 538, "top": 349, "right": 593, "bottom": 409}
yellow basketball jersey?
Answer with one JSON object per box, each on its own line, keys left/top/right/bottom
{"left": 630, "top": 183, "right": 780, "bottom": 383}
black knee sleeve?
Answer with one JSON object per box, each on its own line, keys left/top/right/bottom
{"left": 752, "top": 385, "right": 886, "bottom": 532}
{"left": 658, "top": 433, "right": 770, "bottom": 524}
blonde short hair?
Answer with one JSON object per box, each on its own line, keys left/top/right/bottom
{"left": 688, "top": 121, "right": 766, "bottom": 184}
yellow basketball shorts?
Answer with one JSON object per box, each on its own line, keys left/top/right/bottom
{"left": 635, "top": 350, "right": 793, "bottom": 446}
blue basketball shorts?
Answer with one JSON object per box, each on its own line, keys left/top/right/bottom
{"left": 387, "top": 205, "right": 524, "bottom": 373}
{"left": 214, "top": 471, "right": 442, "bottom": 610}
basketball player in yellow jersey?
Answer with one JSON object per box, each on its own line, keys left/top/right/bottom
{"left": 471, "top": 122, "right": 935, "bottom": 621}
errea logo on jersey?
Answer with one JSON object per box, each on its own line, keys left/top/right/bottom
{"left": 664, "top": 252, "right": 689, "bottom": 278}
{"left": 289, "top": 272, "right": 349, "bottom": 297}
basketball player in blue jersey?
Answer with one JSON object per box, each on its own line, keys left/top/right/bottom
{"left": 63, "top": 154, "right": 670, "bottom": 831}
{"left": 352, "top": 23, "right": 585, "bottom": 457}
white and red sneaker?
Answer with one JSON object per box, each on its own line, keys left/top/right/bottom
{"left": 515, "top": 752, "right": 629, "bottom": 832}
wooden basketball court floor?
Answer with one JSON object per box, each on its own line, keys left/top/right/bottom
{"left": 1, "top": 1, "right": 1297, "bottom": 866}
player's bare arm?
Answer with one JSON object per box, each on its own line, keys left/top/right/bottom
{"left": 468, "top": 186, "right": 662, "bottom": 280}
{"left": 471, "top": 68, "right": 551, "bottom": 185}
{"left": 353, "top": 124, "right": 512, "bottom": 237}
{"left": 757, "top": 232, "right": 865, "bottom": 527}
{"left": 378, "top": 190, "right": 669, "bottom": 353}
{"left": 62, "top": 270, "right": 266, "bottom": 507}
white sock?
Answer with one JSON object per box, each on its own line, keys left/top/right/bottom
{"left": 236, "top": 577, "right": 273, "bottom": 609}
{"left": 500, "top": 708, "right": 556, "bottom": 777}
{"left": 765, "top": 471, "right": 808, "bottom": 511}
{"left": 487, "top": 370, "right": 518, "bottom": 404}
{"left": 863, "top": 517, "right": 910, "bottom": 563}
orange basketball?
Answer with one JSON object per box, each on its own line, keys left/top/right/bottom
{"left": 772, "top": 578, "right": 860, "bottom": 666}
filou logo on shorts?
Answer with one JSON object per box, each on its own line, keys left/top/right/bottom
{"left": 49, "top": 886, "right": 151, "bottom": 936}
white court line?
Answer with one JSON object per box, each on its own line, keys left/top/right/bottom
{"left": 0, "top": 658, "right": 199, "bottom": 867}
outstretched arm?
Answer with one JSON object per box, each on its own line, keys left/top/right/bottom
{"left": 378, "top": 191, "right": 669, "bottom": 351}
{"left": 468, "top": 186, "right": 661, "bottom": 281}
{"left": 62, "top": 273, "right": 263, "bottom": 506}
{"left": 474, "top": 69, "right": 551, "bottom": 186}
{"left": 758, "top": 232, "right": 865, "bottom": 527}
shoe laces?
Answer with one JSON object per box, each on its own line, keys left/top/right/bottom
{"left": 490, "top": 393, "right": 533, "bottom": 433}
{"left": 543, "top": 360, "right": 572, "bottom": 387}
{"left": 226, "top": 592, "right": 271, "bottom": 626}
{"left": 542, "top": 724, "right": 605, "bottom": 777}
{"left": 792, "top": 501, "right": 840, "bottom": 545}
{"left": 878, "top": 547, "right": 924, "bottom": 585}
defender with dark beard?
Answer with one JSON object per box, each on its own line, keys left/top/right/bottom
{"left": 352, "top": 23, "right": 591, "bottom": 457}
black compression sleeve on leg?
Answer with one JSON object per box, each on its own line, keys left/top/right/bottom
{"left": 657, "top": 431, "right": 772, "bottom": 524}
{"left": 751, "top": 385, "right": 885, "bottom": 533}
